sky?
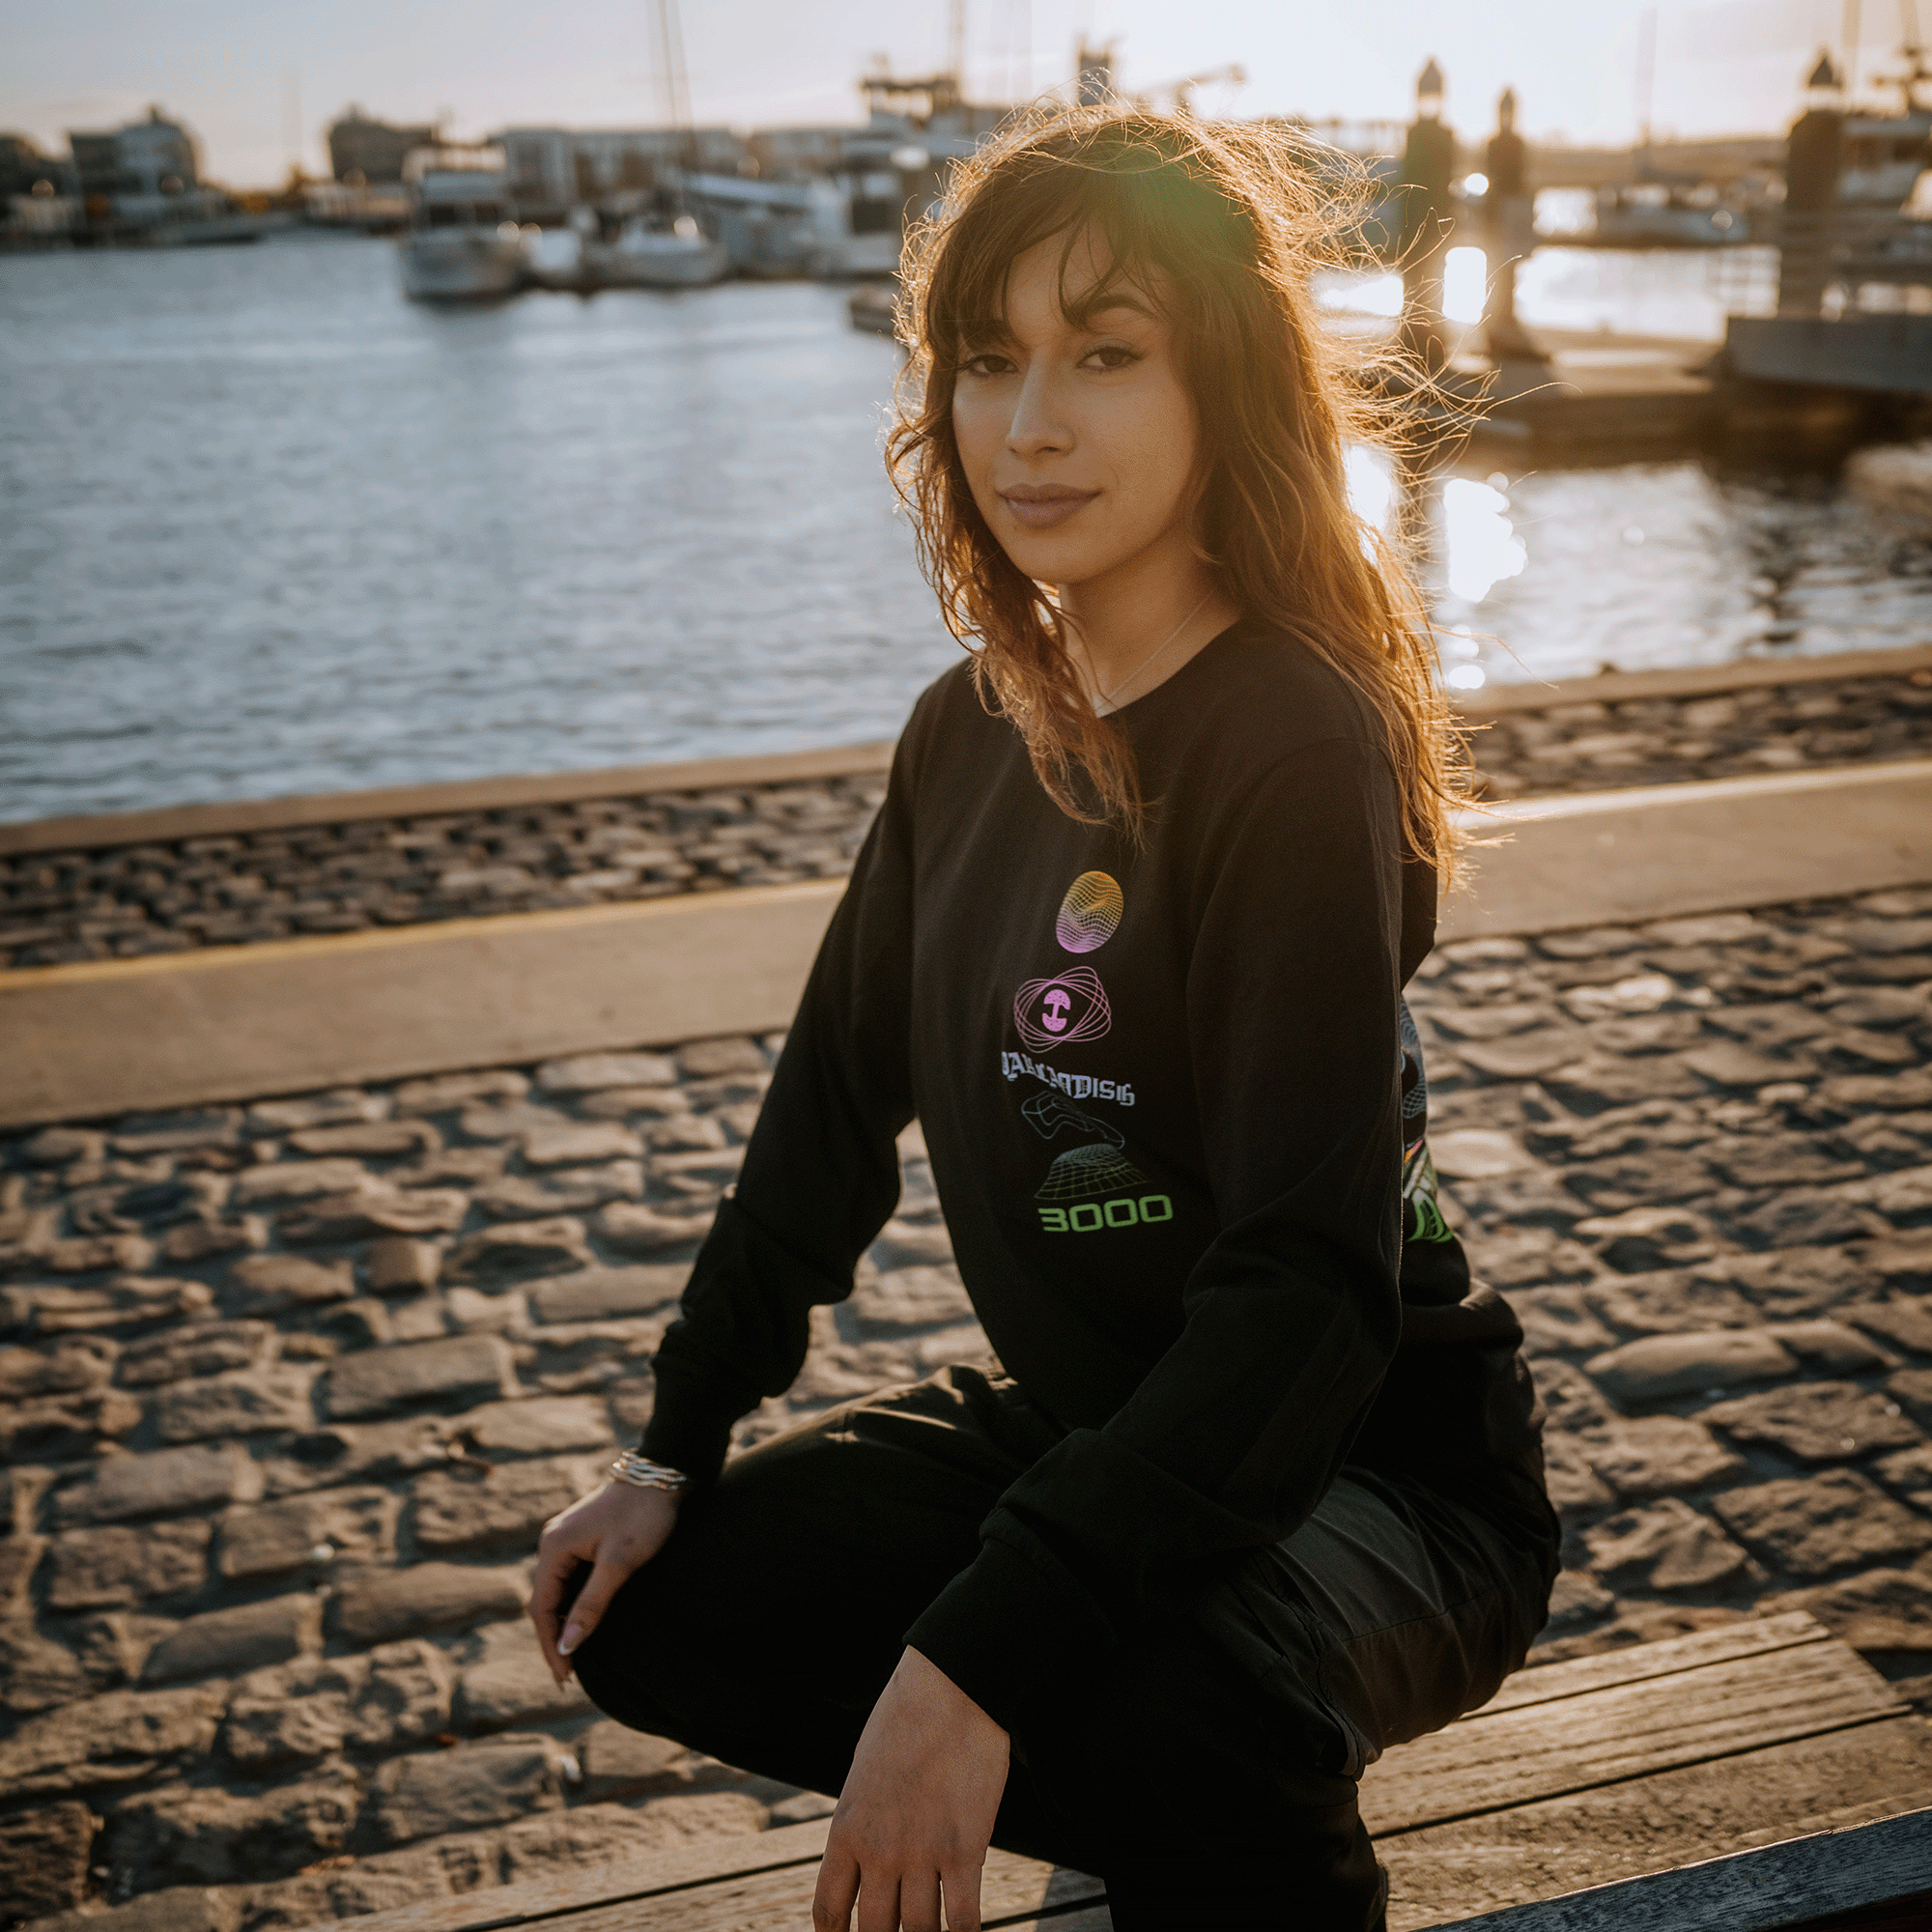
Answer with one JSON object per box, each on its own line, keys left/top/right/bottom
{"left": 1, "top": 0, "right": 1918, "bottom": 186}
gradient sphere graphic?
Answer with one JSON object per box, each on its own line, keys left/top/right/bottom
{"left": 1056, "top": 871, "right": 1124, "bottom": 952}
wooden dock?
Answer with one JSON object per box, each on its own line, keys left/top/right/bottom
{"left": 1423, "top": 323, "right": 1927, "bottom": 454}
{"left": 323, "top": 1613, "right": 1932, "bottom": 1932}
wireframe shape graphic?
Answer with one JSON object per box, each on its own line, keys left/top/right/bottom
{"left": 1056, "top": 870, "right": 1124, "bottom": 952}
{"left": 1013, "top": 965, "right": 1112, "bottom": 1051}
{"left": 1022, "top": 1089, "right": 1125, "bottom": 1148}
{"left": 1035, "top": 1142, "right": 1150, "bottom": 1203}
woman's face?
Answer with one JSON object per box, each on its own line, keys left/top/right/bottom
{"left": 951, "top": 228, "right": 1201, "bottom": 592}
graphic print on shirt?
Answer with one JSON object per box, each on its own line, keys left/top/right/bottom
{"left": 1022, "top": 1086, "right": 1161, "bottom": 1226}
{"left": 1400, "top": 998, "right": 1454, "bottom": 1244}
{"left": 1012, "top": 965, "right": 1112, "bottom": 1051}
{"left": 1055, "top": 870, "right": 1124, "bottom": 952}
{"left": 1012, "top": 869, "right": 1167, "bottom": 1231}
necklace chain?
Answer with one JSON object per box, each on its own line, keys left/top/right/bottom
{"left": 1092, "top": 592, "right": 1213, "bottom": 712}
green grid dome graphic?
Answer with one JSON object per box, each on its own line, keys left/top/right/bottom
{"left": 1035, "top": 1141, "right": 1149, "bottom": 1203}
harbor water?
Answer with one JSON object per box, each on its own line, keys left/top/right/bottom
{"left": 2, "top": 234, "right": 1925, "bottom": 822}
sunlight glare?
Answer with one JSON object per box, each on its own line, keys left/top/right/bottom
{"left": 1441, "top": 478, "right": 1526, "bottom": 604}
{"left": 1344, "top": 444, "right": 1396, "bottom": 544}
{"left": 1316, "top": 270, "right": 1404, "bottom": 319}
{"left": 1442, "top": 246, "right": 1489, "bottom": 326}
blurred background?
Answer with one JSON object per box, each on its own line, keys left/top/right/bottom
{"left": 4, "top": 0, "right": 1930, "bottom": 822}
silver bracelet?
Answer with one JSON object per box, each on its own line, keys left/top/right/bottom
{"left": 610, "top": 1450, "right": 690, "bottom": 1493}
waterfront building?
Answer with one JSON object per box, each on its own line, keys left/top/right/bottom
{"left": 496, "top": 126, "right": 747, "bottom": 219}
{"left": 0, "top": 133, "right": 77, "bottom": 242}
{"left": 0, "top": 132, "right": 67, "bottom": 200}
{"left": 327, "top": 108, "right": 439, "bottom": 185}
{"left": 66, "top": 106, "right": 225, "bottom": 232}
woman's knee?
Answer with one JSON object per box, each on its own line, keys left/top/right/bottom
{"left": 567, "top": 1556, "right": 689, "bottom": 1735}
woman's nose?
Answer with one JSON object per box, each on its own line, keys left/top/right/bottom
{"left": 1006, "top": 364, "right": 1071, "bottom": 457}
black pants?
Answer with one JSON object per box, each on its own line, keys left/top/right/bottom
{"left": 573, "top": 1367, "right": 1555, "bottom": 1930}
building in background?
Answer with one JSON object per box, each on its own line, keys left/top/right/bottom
{"left": 64, "top": 107, "right": 228, "bottom": 236}
{"left": 0, "top": 132, "right": 78, "bottom": 242}
{"left": 496, "top": 126, "right": 747, "bottom": 220}
{"left": 0, "top": 133, "right": 68, "bottom": 200}
{"left": 327, "top": 109, "right": 440, "bottom": 185}
{"left": 71, "top": 107, "right": 199, "bottom": 201}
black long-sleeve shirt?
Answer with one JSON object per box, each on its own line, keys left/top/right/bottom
{"left": 640, "top": 623, "right": 1550, "bottom": 1729}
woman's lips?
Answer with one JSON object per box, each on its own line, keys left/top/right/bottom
{"left": 999, "top": 487, "right": 1098, "bottom": 530}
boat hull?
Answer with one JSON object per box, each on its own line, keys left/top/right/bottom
{"left": 399, "top": 232, "right": 525, "bottom": 301}
{"left": 581, "top": 237, "right": 730, "bottom": 288}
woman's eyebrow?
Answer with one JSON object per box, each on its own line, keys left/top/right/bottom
{"left": 1062, "top": 291, "right": 1159, "bottom": 330}
{"left": 955, "top": 316, "right": 1017, "bottom": 349}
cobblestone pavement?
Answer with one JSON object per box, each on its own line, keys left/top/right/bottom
{"left": 6, "top": 665, "right": 1931, "bottom": 971}
{"left": 4, "top": 889, "right": 1932, "bottom": 1926}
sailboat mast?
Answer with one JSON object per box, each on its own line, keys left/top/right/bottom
{"left": 652, "top": 0, "right": 693, "bottom": 131}
{"left": 1634, "top": 5, "right": 1657, "bottom": 150}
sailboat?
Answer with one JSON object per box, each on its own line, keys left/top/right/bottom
{"left": 581, "top": 0, "right": 729, "bottom": 289}
{"left": 585, "top": 211, "right": 730, "bottom": 287}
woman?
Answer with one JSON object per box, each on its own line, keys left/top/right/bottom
{"left": 528, "top": 110, "right": 1559, "bottom": 1932}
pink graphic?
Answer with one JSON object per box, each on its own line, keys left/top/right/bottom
{"left": 1056, "top": 870, "right": 1124, "bottom": 952}
{"left": 1013, "top": 965, "right": 1112, "bottom": 1051}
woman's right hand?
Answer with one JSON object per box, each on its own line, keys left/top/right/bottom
{"left": 527, "top": 1480, "right": 682, "bottom": 1686}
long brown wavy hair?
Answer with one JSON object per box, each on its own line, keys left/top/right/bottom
{"left": 885, "top": 106, "right": 1464, "bottom": 875}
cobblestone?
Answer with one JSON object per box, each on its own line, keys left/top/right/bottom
{"left": 140, "top": 1598, "right": 321, "bottom": 1687}
{"left": 5, "top": 889, "right": 1932, "bottom": 1924}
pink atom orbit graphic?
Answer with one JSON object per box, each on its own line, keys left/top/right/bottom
{"left": 1013, "top": 965, "right": 1112, "bottom": 1050}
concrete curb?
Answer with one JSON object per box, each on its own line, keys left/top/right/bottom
{"left": 0, "top": 742, "right": 898, "bottom": 859}
{"left": 6, "top": 643, "right": 1930, "bottom": 859}
{"left": 1440, "top": 759, "right": 1932, "bottom": 940}
{"left": 4, "top": 761, "right": 1930, "bottom": 1129}
{"left": 1453, "top": 639, "right": 1932, "bottom": 719}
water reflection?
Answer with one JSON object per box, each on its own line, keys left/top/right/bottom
{"left": 1343, "top": 441, "right": 1930, "bottom": 692}
{"left": 1413, "top": 459, "right": 1930, "bottom": 686}
{"left": 1, "top": 239, "right": 1924, "bottom": 819}
{"left": 1436, "top": 477, "right": 1528, "bottom": 607}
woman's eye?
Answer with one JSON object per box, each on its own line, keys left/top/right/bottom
{"left": 960, "top": 353, "right": 1013, "bottom": 377}
{"left": 1084, "top": 345, "right": 1141, "bottom": 371}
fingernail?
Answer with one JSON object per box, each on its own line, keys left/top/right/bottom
{"left": 558, "top": 1624, "right": 582, "bottom": 1656}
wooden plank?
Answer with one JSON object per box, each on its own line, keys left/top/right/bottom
{"left": 1411, "top": 1805, "right": 1932, "bottom": 1931}
{"left": 327, "top": 1824, "right": 1096, "bottom": 1932}
{"left": 1469, "top": 1614, "right": 1828, "bottom": 1718}
{"left": 990, "top": 1910, "right": 1116, "bottom": 1932}
{"left": 323, "top": 1819, "right": 832, "bottom": 1932}
{"left": 1361, "top": 1637, "right": 1905, "bottom": 1835}
{"left": 322, "top": 1621, "right": 1898, "bottom": 1932}
{"left": 528, "top": 1848, "right": 1100, "bottom": 1932}
{"left": 1383, "top": 1716, "right": 1932, "bottom": 1930}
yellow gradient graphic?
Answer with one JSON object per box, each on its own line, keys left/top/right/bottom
{"left": 1056, "top": 870, "right": 1123, "bottom": 952}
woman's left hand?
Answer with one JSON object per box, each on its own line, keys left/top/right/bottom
{"left": 813, "top": 1646, "right": 1009, "bottom": 1932}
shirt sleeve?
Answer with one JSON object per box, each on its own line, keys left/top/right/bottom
{"left": 638, "top": 726, "right": 923, "bottom": 1482}
{"left": 905, "top": 737, "right": 1409, "bottom": 1730}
